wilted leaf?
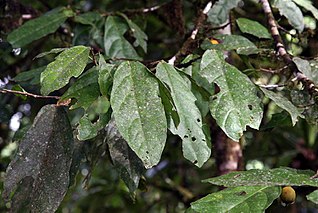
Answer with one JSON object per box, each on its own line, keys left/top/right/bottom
{"left": 203, "top": 167, "right": 318, "bottom": 187}
{"left": 260, "top": 87, "right": 303, "bottom": 125}
{"left": 293, "top": 0, "right": 318, "bottom": 20}
{"left": 273, "top": 0, "right": 304, "bottom": 32}
{"left": 201, "top": 35, "right": 258, "bottom": 55}
{"left": 61, "top": 67, "right": 100, "bottom": 110}
{"left": 7, "top": 8, "right": 74, "bottom": 48}
{"left": 190, "top": 186, "right": 281, "bottom": 213}
{"left": 236, "top": 18, "right": 271, "bottom": 39}
{"left": 200, "top": 49, "right": 263, "bottom": 141}
{"left": 105, "top": 119, "right": 145, "bottom": 192}
{"left": 156, "top": 62, "right": 211, "bottom": 167}
{"left": 40, "top": 46, "right": 90, "bottom": 95}
{"left": 111, "top": 61, "right": 167, "bottom": 168}
{"left": 104, "top": 16, "right": 141, "bottom": 60}
{"left": 14, "top": 66, "right": 46, "bottom": 85}
{"left": 2, "top": 104, "right": 73, "bottom": 213}
{"left": 207, "top": 0, "right": 241, "bottom": 25}
{"left": 307, "top": 189, "right": 318, "bottom": 204}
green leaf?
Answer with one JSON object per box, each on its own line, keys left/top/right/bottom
{"left": 104, "top": 16, "right": 141, "bottom": 60}
{"left": 307, "top": 189, "right": 318, "bottom": 204}
{"left": 260, "top": 87, "right": 303, "bottom": 125}
{"left": 293, "top": 57, "right": 318, "bottom": 85}
{"left": 34, "top": 48, "right": 66, "bottom": 59}
{"left": 207, "top": 0, "right": 241, "bottom": 25}
{"left": 200, "top": 50, "right": 263, "bottom": 141}
{"left": 98, "top": 55, "right": 115, "bottom": 96}
{"left": 7, "top": 8, "right": 74, "bottom": 48}
{"left": 74, "top": 11, "right": 102, "bottom": 25}
{"left": 156, "top": 62, "right": 211, "bottom": 167}
{"left": 190, "top": 186, "right": 281, "bottom": 213}
{"left": 273, "top": 0, "right": 304, "bottom": 32}
{"left": 105, "top": 119, "right": 145, "bottom": 192}
{"left": 120, "top": 14, "right": 148, "bottom": 53}
{"left": 2, "top": 105, "right": 73, "bottom": 212}
{"left": 236, "top": 18, "right": 271, "bottom": 39}
{"left": 262, "top": 111, "right": 293, "bottom": 130}
{"left": 293, "top": 0, "right": 318, "bottom": 20}
{"left": 14, "top": 66, "right": 45, "bottom": 85}
{"left": 110, "top": 61, "right": 167, "bottom": 168}
{"left": 201, "top": 35, "right": 258, "bottom": 55}
{"left": 61, "top": 67, "right": 100, "bottom": 110}
{"left": 40, "top": 45, "right": 90, "bottom": 95}
{"left": 203, "top": 167, "right": 318, "bottom": 187}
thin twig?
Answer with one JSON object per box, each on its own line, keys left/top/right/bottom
{"left": 257, "top": 84, "right": 286, "bottom": 89}
{"left": 259, "top": 66, "right": 288, "bottom": 74}
{"left": 0, "top": 89, "right": 60, "bottom": 99}
{"left": 260, "top": 0, "right": 318, "bottom": 96}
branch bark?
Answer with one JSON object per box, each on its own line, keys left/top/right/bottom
{"left": 0, "top": 89, "right": 60, "bottom": 99}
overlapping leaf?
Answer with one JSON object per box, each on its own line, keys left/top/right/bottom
{"left": 2, "top": 105, "right": 73, "bottom": 213}
{"left": 293, "top": 0, "right": 318, "bottom": 20}
{"left": 98, "top": 55, "right": 115, "bottom": 96}
{"left": 307, "top": 189, "right": 318, "bottom": 204}
{"left": 200, "top": 49, "right": 263, "bottom": 141}
{"left": 110, "top": 61, "right": 167, "bottom": 168}
{"left": 236, "top": 18, "right": 271, "bottom": 39}
{"left": 156, "top": 62, "right": 211, "bottom": 167}
{"left": 207, "top": 0, "right": 241, "bottom": 25}
{"left": 14, "top": 66, "right": 46, "bottom": 85}
{"left": 7, "top": 8, "right": 74, "bottom": 48}
{"left": 40, "top": 46, "right": 90, "bottom": 95}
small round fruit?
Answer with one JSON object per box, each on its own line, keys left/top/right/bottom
{"left": 280, "top": 186, "right": 296, "bottom": 206}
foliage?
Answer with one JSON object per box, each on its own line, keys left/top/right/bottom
{"left": 1, "top": 0, "right": 318, "bottom": 212}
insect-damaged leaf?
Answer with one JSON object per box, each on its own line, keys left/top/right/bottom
{"left": 156, "top": 62, "right": 211, "bottom": 167}
{"left": 40, "top": 45, "right": 90, "bottom": 95}
{"left": 2, "top": 104, "right": 73, "bottom": 213}
{"left": 105, "top": 119, "right": 145, "bottom": 192}
{"left": 110, "top": 61, "right": 167, "bottom": 169}
{"left": 200, "top": 49, "right": 263, "bottom": 141}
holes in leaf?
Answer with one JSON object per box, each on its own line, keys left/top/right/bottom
{"left": 146, "top": 151, "right": 149, "bottom": 154}
{"left": 184, "top": 135, "right": 189, "bottom": 138}
{"left": 248, "top": 104, "right": 253, "bottom": 110}
{"left": 191, "top": 137, "right": 196, "bottom": 141}
{"left": 212, "top": 96, "right": 217, "bottom": 101}
{"left": 193, "top": 160, "right": 198, "bottom": 164}
{"left": 196, "top": 118, "right": 201, "bottom": 123}
{"left": 236, "top": 191, "right": 247, "bottom": 196}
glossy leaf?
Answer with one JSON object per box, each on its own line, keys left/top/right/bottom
{"left": 156, "top": 62, "right": 211, "bottom": 167}
{"left": 14, "top": 66, "right": 45, "bottom": 85}
{"left": 201, "top": 35, "right": 258, "bottom": 55}
{"left": 203, "top": 167, "right": 318, "bottom": 187}
{"left": 273, "top": 0, "right": 304, "bottom": 32}
{"left": 190, "top": 186, "right": 281, "bottom": 213}
{"left": 98, "top": 55, "right": 115, "bottom": 96}
{"left": 207, "top": 0, "right": 241, "bottom": 25}
{"left": 200, "top": 50, "right": 263, "bottom": 141}
{"left": 2, "top": 105, "right": 73, "bottom": 212}
{"left": 260, "top": 87, "right": 303, "bottom": 125}
{"left": 110, "top": 61, "right": 167, "bottom": 168}
{"left": 61, "top": 67, "right": 100, "bottom": 110}
{"left": 105, "top": 119, "right": 145, "bottom": 192}
{"left": 104, "top": 16, "right": 141, "bottom": 60}
{"left": 236, "top": 18, "right": 271, "bottom": 39}
{"left": 293, "top": 0, "right": 318, "bottom": 20}
{"left": 307, "top": 189, "right": 318, "bottom": 204}
{"left": 7, "top": 8, "right": 74, "bottom": 48}
{"left": 40, "top": 46, "right": 90, "bottom": 95}
{"left": 120, "top": 14, "right": 148, "bottom": 53}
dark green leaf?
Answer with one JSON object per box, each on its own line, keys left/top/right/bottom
{"left": 74, "top": 12, "right": 102, "bottom": 25}
{"left": 200, "top": 50, "right": 263, "bottom": 141}
{"left": 156, "top": 62, "right": 211, "bottom": 167}
{"left": 14, "top": 66, "right": 46, "bottom": 85}
{"left": 105, "top": 119, "right": 145, "bottom": 192}
{"left": 2, "top": 105, "right": 73, "bottom": 212}
{"left": 307, "top": 189, "right": 318, "bottom": 204}
{"left": 190, "top": 186, "right": 281, "bottom": 213}
{"left": 273, "top": 0, "right": 304, "bottom": 32}
{"left": 203, "top": 167, "right": 318, "bottom": 187}
{"left": 236, "top": 18, "right": 271, "bottom": 39}
{"left": 207, "top": 0, "right": 241, "bottom": 25}
{"left": 262, "top": 111, "right": 293, "bottom": 130}
{"left": 7, "top": 8, "right": 74, "bottom": 48}
{"left": 98, "top": 55, "right": 115, "bottom": 96}
{"left": 41, "top": 45, "right": 90, "bottom": 95}
{"left": 104, "top": 16, "right": 141, "bottom": 60}
{"left": 110, "top": 61, "right": 167, "bottom": 168}
{"left": 260, "top": 87, "right": 303, "bottom": 125}
{"left": 201, "top": 35, "right": 258, "bottom": 55}
{"left": 34, "top": 48, "right": 66, "bottom": 59}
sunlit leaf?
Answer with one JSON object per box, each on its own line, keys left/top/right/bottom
{"left": 236, "top": 18, "right": 271, "bottom": 39}
{"left": 207, "top": 0, "right": 241, "bottom": 25}
{"left": 40, "top": 46, "right": 90, "bottom": 95}
{"left": 110, "top": 61, "right": 167, "bottom": 168}
{"left": 273, "top": 0, "right": 304, "bottom": 32}
{"left": 203, "top": 167, "right": 318, "bottom": 187}
{"left": 2, "top": 105, "right": 73, "bottom": 212}
{"left": 200, "top": 49, "right": 263, "bottom": 141}
{"left": 7, "top": 8, "right": 74, "bottom": 48}
{"left": 190, "top": 186, "right": 281, "bottom": 213}
{"left": 260, "top": 87, "right": 303, "bottom": 125}
{"left": 156, "top": 62, "right": 211, "bottom": 167}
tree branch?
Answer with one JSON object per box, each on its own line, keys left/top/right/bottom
{"left": 0, "top": 89, "right": 60, "bottom": 99}
{"left": 260, "top": 0, "right": 318, "bottom": 97}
